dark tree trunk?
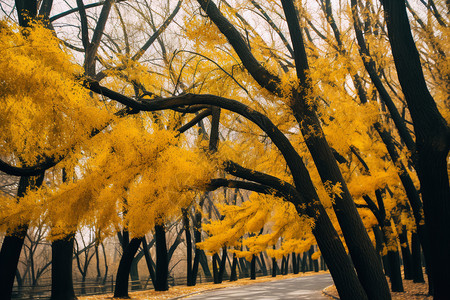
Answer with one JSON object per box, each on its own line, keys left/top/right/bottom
{"left": 386, "top": 250, "right": 404, "bottom": 292}
{"left": 0, "top": 227, "right": 28, "bottom": 300}
{"left": 308, "top": 246, "right": 314, "bottom": 272}
{"left": 198, "top": 250, "right": 212, "bottom": 279}
{"left": 382, "top": 2, "right": 450, "bottom": 298}
{"left": 411, "top": 233, "right": 425, "bottom": 283}
{"left": 320, "top": 256, "right": 326, "bottom": 271}
{"left": 292, "top": 252, "right": 298, "bottom": 274}
{"left": 15, "top": 0, "right": 38, "bottom": 27}
{"left": 212, "top": 248, "right": 227, "bottom": 284}
{"left": 212, "top": 253, "right": 219, "bottom": 284}
{"left": 129, "top": 259, "right": 140, "bottom": 290}
{"left": 50, "top": 235, "right": 77, "bottom": 300}
{"left": 280, "top": 1, "right": 390, "bottom": 298}
{"left": 0, "top": 174, "right": 44, "bottom": 300}
{"left": 284, "top": 254, "right": 290, "bottom": 275}
{"left": 95, "top": 244, "right": 101, "bottom": 281}
{"left": 301, "top": 253, "right": 308, "bottom": 272}
{"left": 380, "top": 222, "right": 404, "bottom": 292}
{"left": 272, "top": 256, "right": 278, "bottom": 277}
{"left": 230, "top": 254, "right": 238, "bottom": 281}
{"left": 154, "top": 224, "right": 169, "bottom": 291}
{"left": 239, "top": 257, "right": 249, "bottom": 277}
{"left": 142, "top": 237, "right": 156, "bottom": 285}
{"left": 250, "top": 255, "right": 256, "bottom": 280}
{"left": 373, "top": 123, "right": 433, "bottom": 288}
{"left": 114, "top": 238, "right": 142, "bottom": 298}
{"left": 373, "top": 226, "right": 390, "bottom": 276}
{"left": 191, "top": 201, "right": 211, "bottom": 283}
{"left": 280, "top": 256, "right": 286, "bottom": 275}
{"left": 398, "top": 227, "right": 413, "bottom": 280}
{"left": 183, "top": 209, "right": 195, "bottom": 286}
{"left": 313, "top": 257, "right": 319, "bottom": 272}
{"left": 311, "top": 208, "right": 368, "bottom": 300}
{"left": 259, "top": 253, "right": 268, "bottom": 276}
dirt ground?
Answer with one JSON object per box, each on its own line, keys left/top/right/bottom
{"left": 323, "top": 275, "right": 432, "bottom": 300}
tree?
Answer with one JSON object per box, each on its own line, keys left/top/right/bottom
{"left": 381, "top": 2, "right": 450, "bottom": 298}
{"left": 1, "top": 1, "right": 448, "bottom": 299}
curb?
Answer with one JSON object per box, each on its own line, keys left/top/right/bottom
{"left": 322, "top": 285, "right": 339, "bottom": 300}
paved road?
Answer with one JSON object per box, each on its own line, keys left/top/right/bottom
{"left": 184, "top": 273, "right": 333, "bottom": 300}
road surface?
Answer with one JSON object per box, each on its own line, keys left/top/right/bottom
{"left": 184, "top": 273, "right": 334, "bottom": 300}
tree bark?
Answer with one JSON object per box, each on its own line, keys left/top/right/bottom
{"left": 0, "top": 174, "right": 44, "bottom": 300}
{"left": 386, "top": 249, "right": 404, "bottom": 292}
{"left": 182, "top": 209, "right": 195, "bottom": 286}
{"left": 271, "top": 258, "right": 278, "bottom": 277}
{"left": 142, "top": 236, "right": 156, "bottom": 285}
{"left": 280, "top": 1, "right": 390, "bottom": 297}
{"left": 114, "top": 237, "right": 142, "bottom": 298}
{"left": 258, "top": 253, "right": 268, "bottom": 276}
{"left": 154, "top": 224, "right": 169, "bottom": 291}
{"left": 230, "top": 253, "right": 238, "bottom": 281}
{"left": 50, "top": 235, "right": 77, "bottom": 300}
{"left": 398, "top": 227, "right": 413, "bottom": 280}
{"left": 250, "top": 255, "right": 256, "bottom": 280}
{"left": 292, "top": 252, "right": 298, "bottom": 274}
{"left": 382, "top": 2, "right": 450, "bottom": 298}
{"left": 411, "top": 233, "right": 425, "bottom": 283}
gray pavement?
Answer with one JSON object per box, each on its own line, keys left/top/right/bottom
{"left": 184, "top": 273, "right": 333, "bottom": 300}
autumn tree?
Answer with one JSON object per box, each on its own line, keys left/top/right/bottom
{"left": 1, "top": 1, "right": 448, "bottom": 300}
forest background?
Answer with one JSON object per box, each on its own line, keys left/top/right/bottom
{"left": 0, "top": 0, "right": 448, "bottom": 300}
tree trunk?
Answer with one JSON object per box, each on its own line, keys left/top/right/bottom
{"left": 380, "top": 221, "right": 404, "bottom": 292}
{"left": 95, "top": 244, "right": 101, "bottom": 281}
{"left": 398, "top": 227, "right": 413, "bottom": 280}
{"left": 373, "top": 226, "right": 390, "bottom": 276}
{"left": 0, "top": 174, "right": 44, "bottom": 300}
{"left": 0, "top": 227, "right": 28, "bottom": 300}
{"left": 239, "top": 257, "right": 249, "bottom": 277}
{"left": 250, "top": 255, "right": 256, "bottom": 280}
{"left": 259, "top": 253, "right": 268, "bottom": 276}
{"left": 284, "top": 254, "right": 290, "bottom": 275}
{"left": 198, "top": 250, "right": 212, "bottom": 279}
{"left": 114, "top": 237, "right": 142, "bottom": 298}
{"left": 142, "top": 236, "right": 156, "bottom": 285}
{"left": 212, "top": 253, "right": 219, "bottom": 284}
{"left": 280, "top": 1, "right": 390, "bottom": 298}
{"left": 311, "top": 208, "right": 368, "bottom": 300}
{"left": 308, "top": 246, "right": 314, "bottom": 272}
{"left": 129, "top": 259, "right": 140, "bottom": 290}
{"left": 213, "top": 247, "right": 227, "bottom": 283}
{"left": 182, "top": 209, "right": 195, "bottom": 286}
{"left": 272, "top": 256, "right": 278, "bottom": 277}
{"left": 280, "top": 255, "right": 286, "bottom": 275}
{"left": 411, "top": 233, "right": 424, "bottom": 283}
{"left": 292, "top": 252, "right": 298, "bottom": 274}
{"left": 154, "top": 224, "right": 169, "bottom": 291}
{"left": 386, "top": 250, "right": 404, "bottom": 292}
{"left": 230, "top": 253, "right": 238, "bottom": 281}
{"left": 51, "top": 235, "right": 77, "bottom": 300}
{"left": 382, "top": 2, "right": 450, "bottom": 298}
{"left": 301, "top": 253, "right": 308, "bottom": 272}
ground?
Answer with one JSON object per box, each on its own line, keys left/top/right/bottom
{"left": 323, "top": 275, "right": 432, "bottom": 300}
{"left": 79, "top": 271, "right": 432, "bottom": 300}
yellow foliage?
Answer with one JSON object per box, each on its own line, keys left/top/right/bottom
{"left": 0, "top": 20, "right": 110, "bottom": 166}
{"left": 199, "top": 192, "right": 314, "bottom": 256}
{"left": 0, "top": 118, "right": 214, "bottom": 239}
